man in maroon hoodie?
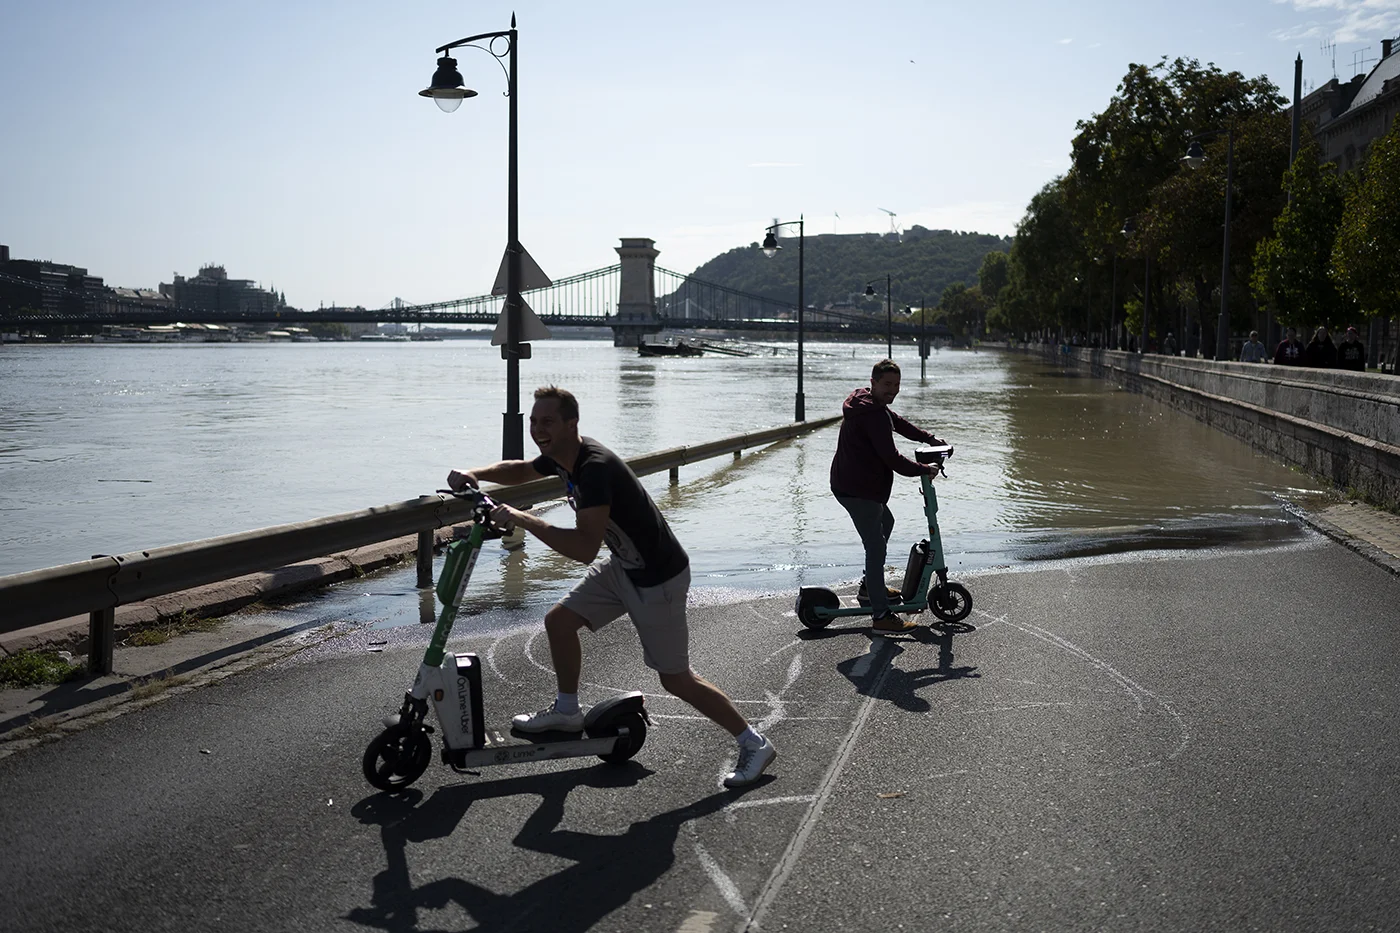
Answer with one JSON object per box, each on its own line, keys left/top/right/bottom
{"left": 830, "top": 359, "right": 946, "bottom": 633}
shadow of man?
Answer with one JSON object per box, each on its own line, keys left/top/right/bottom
{"left": 348, "top": 764, "right": 749, "bottom": 933}
{"left": 836, "top": 627, "right": 979, "bottom": 712}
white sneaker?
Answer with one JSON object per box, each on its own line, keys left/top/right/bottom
{"left": 724, "top": 737, "right": 777, "bottom": 788}
{"left": 512, "top": 704, "right": 585, "bottom": 733}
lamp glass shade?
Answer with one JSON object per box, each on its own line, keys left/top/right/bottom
{"left": 420, "top": 55, "right": 477, "bottom": 112}
{"left": 1183, "top": 141, "right": 1205, "bottom": 169}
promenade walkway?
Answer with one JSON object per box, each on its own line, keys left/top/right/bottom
{"left": 2, "top": 497, "right": 1398, "bottom": 746}
{"left": 3, "top": 521, "right": 1399, "bottom": 931}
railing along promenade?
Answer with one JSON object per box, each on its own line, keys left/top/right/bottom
{"left": 1, "top": 417, "right": 840, "bottom": 672}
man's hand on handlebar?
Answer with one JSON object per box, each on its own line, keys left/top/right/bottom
{"left": 446, "top": 468, "right": 478, "bottom": 492}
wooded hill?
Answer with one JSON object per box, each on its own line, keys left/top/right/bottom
{"left": 684, "top": 226, "right": 1009, "bottom": 311}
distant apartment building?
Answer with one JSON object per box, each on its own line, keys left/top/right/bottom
{"left": 160, "top": 264, "right": 285, "bottom": 316}
{"left": 0, "top": 243, "right": 106, "bottom": 316}
{"left": 1291, "top": 36, "right": 1400, "bottom": 172}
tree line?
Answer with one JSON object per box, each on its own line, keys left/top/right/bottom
{"left": 977, "top": 56, "right": 1399, "bottom": 356}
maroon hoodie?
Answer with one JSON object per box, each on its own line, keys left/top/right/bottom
{"left": 829, "top": 387, "right": 936, "bottom": 503}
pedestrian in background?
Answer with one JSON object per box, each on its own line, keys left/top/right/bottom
{"left": 1273, "top": 327, "right": 1304, "bottom": 365}
{"left": 1337, "top": 326, "right": 1367, "bottom": 372}
{"left": 1303, "top": 326, "right": 1337, "bottom": 368}
{"left": 1240, "top": 330, "right": 1268, "bottom": 363}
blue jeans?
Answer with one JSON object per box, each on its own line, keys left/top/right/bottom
{"left": 834, "top": 494, "right": 895, "bottom": 617}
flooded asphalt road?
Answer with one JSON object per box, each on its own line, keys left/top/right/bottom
{"left": 2, "top": 534, "right": 1398, "bottom": 932}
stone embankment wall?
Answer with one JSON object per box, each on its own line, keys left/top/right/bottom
{"left": 1022, "top": 345, "right": 1400, "bottom": 513}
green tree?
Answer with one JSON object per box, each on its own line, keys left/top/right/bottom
{"left": 977, "top": 250, "right": 1010, "bottom": 299}
{"left": 938, "top": 282, "right": 989, "bottom": 338}
{"left": 1144, "top": 111, "right": 1291, "bottom": 351}
{"left": 1332, "top": 118, "right": 1400, "bottom": 320}
{"left": 1251, "top": 135, "right": 1349, "bottom": 328}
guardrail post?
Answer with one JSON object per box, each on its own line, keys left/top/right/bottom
{"left": 733, "top": 450, "right": 741, "bottom": 460}
{"left": 89, "top": 607, "right": 114, "bottom": 676}
{"left": 416, "top": 530, "right": 434, "bottom": 588}
{"left": 669, "top": 466, "right": 679, "bottom": 485}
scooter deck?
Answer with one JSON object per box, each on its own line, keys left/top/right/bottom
{"left": 444, "top": 727, "right": 631, "bottom": 769}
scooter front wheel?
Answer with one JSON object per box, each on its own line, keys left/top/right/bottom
{"left": 796, "top": 587, "right": 840, "bottom": 630}
{"left": 928, "top": 582, "right": 972, "bottom": 624}
{"left": 597, "top": 711, "right": 647, "bottom": 764}
{"left": 363, "top": 723, "right": 433, "bottom": 791}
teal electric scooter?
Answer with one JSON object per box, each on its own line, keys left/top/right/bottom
{"left": 362, "top": 486, "right": 649, "bottom": 792}
{"left": 796, "top": 444, "right": 972, "bottom": 630}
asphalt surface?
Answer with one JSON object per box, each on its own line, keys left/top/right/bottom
{"left": 2, "top": 532, "right": 1400, "bottom": 932}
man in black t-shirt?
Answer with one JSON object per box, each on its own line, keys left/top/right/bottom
{"left": 1337, "top": 326, "right": 1367, "bottom": 371}
{"left": 446, "top": 385, "right": 776, "bottom": 788}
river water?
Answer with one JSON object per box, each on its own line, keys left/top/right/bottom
{"left": 0, "top": 340, "right": 1330, "bottom": 623}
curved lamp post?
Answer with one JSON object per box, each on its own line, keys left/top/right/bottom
{"left": 1121, "top": 217, "right": 1149, "bottom": 354}
{"left": 760, "top": 217, "right": 805, "bottom": 421}
{"left": 1181, "top": 123, "right": 1235, "bottom": 362}
{"left": 864, "top": 274, "right": 892, "bottom": 358}
{"left": 420, "top": 16, "right": 526, "bottom": 459}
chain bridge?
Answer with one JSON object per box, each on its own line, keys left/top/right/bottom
{"left": 1, "top": 238, "right": 939, "bottom": 345}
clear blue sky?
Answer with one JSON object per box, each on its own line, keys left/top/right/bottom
{"left": 1, "top": 0, "right": 1395, "bottom": 310}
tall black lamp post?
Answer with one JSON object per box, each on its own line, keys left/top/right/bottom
{"left": 864, "top": 274, "right": 892, "bottom": 358}
{"left": 760, "top": 217, "right": 805, "bottom": 421}
{"left": 420, "top": 16, "right": 526, "bottom": 459}
{"left": 1181, "top": 122, "right": 1236, "bottom": 362}
{"left": 1121, "top": 217, "right": 1149, "bottom": 354}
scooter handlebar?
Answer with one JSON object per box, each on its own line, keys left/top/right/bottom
{"left": 436, "top": 486, "right": 515, "bottom": 535}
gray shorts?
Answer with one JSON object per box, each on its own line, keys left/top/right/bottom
{"left": 560, "top": 558, "right": 691, "bottom": 675}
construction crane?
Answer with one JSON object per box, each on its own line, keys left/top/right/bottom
{"left": 878, "top": 207, "right": 899, "bottom": 236}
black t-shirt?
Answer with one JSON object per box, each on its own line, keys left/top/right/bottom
{"left": 533, "top": 437, "right": 688, "bottom": 587}
{"left": 1338, "top": 341, "right": 1366, "bottom": 371}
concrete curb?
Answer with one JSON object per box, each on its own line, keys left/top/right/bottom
{"left": 0, "top": 527, "right": 457, "bottom": 656}
{"left": 1292, "top": 508, "right": 1400, "bottom": 580}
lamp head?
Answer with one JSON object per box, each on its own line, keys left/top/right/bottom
{"left": 761, "top": 231, "right": 781, "bottom": 258}
{"left": 1182, "top": 140, "right": 1206, "bottom": 170}
{"left": 1120, "top": 218, "right": 1137, "bottom": 236}
{"left": 864, "top": 285, "right": 876, "bottom": 297}
{"left": 420, "top": 55, "right": 477, "bottom": 113}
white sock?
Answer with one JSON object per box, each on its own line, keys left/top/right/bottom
{"left": 737, "top": 726, "right": 763, "bottom": 748}
{"left": 555, "top": 692, "right": 580, "bottom": 714}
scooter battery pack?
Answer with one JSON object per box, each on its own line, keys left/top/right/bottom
{"left": 902, "top": 542, "right": 928, "bottom": 602}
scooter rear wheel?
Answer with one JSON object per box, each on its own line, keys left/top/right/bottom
{"left": 928, "top": 582, "right": 972, "bottom": 624}
{"left": 796, "top": 588, "right": 840, "bottom": 630}
{"left": 363, "top": 723, "right": 433, "bottom": 791}
{"left": 597, "top": 711, "right": 647, "bottom": 764}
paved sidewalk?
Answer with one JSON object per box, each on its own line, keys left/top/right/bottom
{"left": 1298, "top": 500, "right": 1400, "bottom": 579}
{"left": 3, "top": 500, "right": 1399, "bottom": 753}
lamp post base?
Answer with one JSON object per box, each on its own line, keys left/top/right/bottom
{"left": 795, "top": 392, "right": 805, "bottom": 423}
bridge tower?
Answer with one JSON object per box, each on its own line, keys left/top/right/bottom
{"left": 611, "top": 238, "right": 664, "bottom": 347}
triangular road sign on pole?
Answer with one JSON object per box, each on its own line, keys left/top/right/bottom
{"left": 491, "top": 296, "right": 552, "bottom": 346}
{"left": 491, "top": 244, "right": 553, "bottom": 296}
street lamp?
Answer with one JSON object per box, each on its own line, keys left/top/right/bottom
{"left": 421, "top": 16, "right": 526, "bottom": 459}
{"left": 759, "top": 217, "right": 805, "bottom": 421}
{"left": 1181, "top": 123, "right": 1235, "bottom": 362}
{"left": 864, "top": 274, "right": 892, "bottom": 358}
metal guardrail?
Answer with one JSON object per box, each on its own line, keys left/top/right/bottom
{"left": 0, "top": 417, "right": 840, "bottom": 668}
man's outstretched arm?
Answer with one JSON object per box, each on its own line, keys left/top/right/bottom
{"left": 492, "top": 502, "right": 609, "bottom": 565}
